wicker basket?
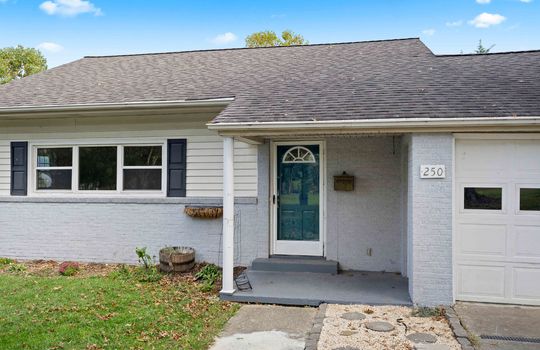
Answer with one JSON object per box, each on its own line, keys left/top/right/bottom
{"left": 159, "top": 246, "right": 195, "bottom": 273}
{"left": 184, "top": 206, "right": 223, "bottom": 219}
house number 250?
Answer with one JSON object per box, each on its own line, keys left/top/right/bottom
{"left": 420, "top": 165, "right": 446, "bottom": 179}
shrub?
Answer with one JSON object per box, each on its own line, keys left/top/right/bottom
{"left": 411, "top": 306, "right": 446, "bottom": 318}
{"left": 59, "top": 262, "right": 80, "bottom": 276}
{"left": 0, "top": 257, "right": 15, "bottom": 265}
{"left": 8, "top": 263, "right": 27, "bottom": 273}
{"left": 195, "top": 264, "right": 221, "bottom": 291}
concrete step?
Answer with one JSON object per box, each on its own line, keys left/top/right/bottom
{"left": 251, "top": 257, "right": 338, "bottom": 274}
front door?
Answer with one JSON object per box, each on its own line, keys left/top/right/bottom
{"left": 273, "top": 143, "right": 323, "bottom": 256}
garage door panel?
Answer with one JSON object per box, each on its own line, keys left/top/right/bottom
{"left": 458, "top": 223, "right": 507, "bottom": 257}
{"left": 457, "top": 264, "right": 505, "bottom": 298}
{"left": 512, "top": 267, "right": 540, "bottom": 300}
{"left": 456, "top": 140, "right": 511, "bottom": 178}
{"left": 513, "top": 226, "right": 540, "bottom": 259}
{"left": 515, "top": 141, "right": 540, "bottom": 175}
{"left": 456, "top": 137, "right": 540, "bottom": 306}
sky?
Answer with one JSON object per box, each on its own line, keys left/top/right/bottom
{"left": 0, "top": 0, "right": 539, "bottom": 68}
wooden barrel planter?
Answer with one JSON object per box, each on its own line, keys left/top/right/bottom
{"left": 159, "top": 247, "right": 195, "bottom": 273}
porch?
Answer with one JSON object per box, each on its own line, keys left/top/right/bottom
{"left": 218, "top": 132, "right": 454, "bottom": 306}
{"left": 222, "top": 268, "right": 411, "bottom": 306}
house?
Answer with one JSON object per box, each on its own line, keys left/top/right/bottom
{"left": 0, "top": 38, "right": 539, "bottom": 307}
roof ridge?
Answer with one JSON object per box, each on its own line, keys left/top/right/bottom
{"left": 437, "top": 49, "right": 540, "bottom": 57}
{"left": 83, "top": 37, "right": 421, "bottom": 59}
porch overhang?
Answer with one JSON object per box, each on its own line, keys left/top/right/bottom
{"left": 208, "top": 116, "right": 540, "bottom": 139}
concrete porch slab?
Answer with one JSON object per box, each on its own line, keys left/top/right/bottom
{"left": 221, "top": 270, "right": 411, "bottom": 306}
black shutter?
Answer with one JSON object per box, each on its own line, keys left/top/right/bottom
{"left": 10, "top": 141, "right": 28, "bottom": 196}
{"left": 167, "top": 139, "right": 186, "bottom": 197}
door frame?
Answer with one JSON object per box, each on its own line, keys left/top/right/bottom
{"left": 270, "top": 140, "right": 326, "bottom": 256}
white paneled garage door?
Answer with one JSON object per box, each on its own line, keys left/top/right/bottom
{"left": 455, "top": 135, "right": 540, "bottom": 305}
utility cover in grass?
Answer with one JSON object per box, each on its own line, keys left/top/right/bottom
{"left": 340, "top": 312, "right": 366, "bottom": 321}
{"left": 406, "top": 332, "right": 437, "bottom": 344}
{"left": 365, "top": 321, "right": 395, "bottom": 332}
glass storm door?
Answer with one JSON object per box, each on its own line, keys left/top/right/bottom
{"left": 273, "top": 144, "right": 323, "bottom": 256}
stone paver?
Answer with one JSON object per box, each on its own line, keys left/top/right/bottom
{"left": 406, "top": 332, "right": 438, "bottom": 344}
{"left": 365, "top": 321, "right": 395, "bottom": 332}
{"left": 339, "top": 330, "right": 358, "bottom": 336}
{"left": 414, "top": 344, "right": 451, "bottom": 350}
{"left": 340, "top": 312, "right": 366, "bottom": 321}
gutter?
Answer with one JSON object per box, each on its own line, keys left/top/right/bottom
{"left": 207, "top": 116, "right": 540, "bottom": 130}
{"left": 0, "top": 98, "right": 234, "bottom": 116}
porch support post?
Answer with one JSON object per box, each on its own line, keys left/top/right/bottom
{"left": 221, "top": 136, "right": 235, "bottom": 295}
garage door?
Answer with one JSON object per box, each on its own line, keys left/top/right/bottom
{"left": 455, "top": 136, "right": 540, "bottom": 305}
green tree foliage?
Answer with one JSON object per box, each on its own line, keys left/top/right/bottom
{"left": 245, "top": 30, "right": 308, "bottom": 48}
{"left": 474, "top": 40, "right": 495, "bottom": 54}
{"left": 0, "top": 45, "right": 47, "bottom": 84}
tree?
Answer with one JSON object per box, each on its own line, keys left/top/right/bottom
{"left": 0, "top": 45, "right": 47, "bottom": 84}
{"left": 245, "top": 30, "right": 308, "bottom": 48}
{"left": 474, "top": 40, "right": 495, "bottom": 54}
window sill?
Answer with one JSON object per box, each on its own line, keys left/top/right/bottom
{"left": 0, "top": 196, "right": 258, "bottom": 205}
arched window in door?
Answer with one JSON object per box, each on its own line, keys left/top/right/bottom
{"left": 282, "top": 146, "right": 316, "bottom": 164}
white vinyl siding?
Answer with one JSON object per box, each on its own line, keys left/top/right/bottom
{"left": 187, "top": 137, "right": 257, "bottom": 197}
{"left": 0, "top": 116, "right": 258, "bottom": 197}
{"left": 0, "top": 141, "right": 9, "bottom": 193}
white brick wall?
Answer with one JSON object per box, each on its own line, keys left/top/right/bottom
{"left": 407, "top": 133, "right": 454, "bottom": 306}
{"left": 326, "top": 136, "right": 403, "bottom": 272}
{"left": 0, "top": 143, "right": 270, "bottom": 266}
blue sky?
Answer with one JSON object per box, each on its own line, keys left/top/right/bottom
{"left": 0, "top": 0, "right": 538, "bottom": 67}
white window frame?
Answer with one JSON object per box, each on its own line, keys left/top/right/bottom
{"left": 35, "top": 146, "right": 74, "bottom": 193}
{"left": 29, "top": 139, "right": 167, "bottom": 197}
{"left": 516, "top": 183, "right": 540, "bottom": 215}
{"left": 121, "top": 145, "right": 164, "bottom": 192}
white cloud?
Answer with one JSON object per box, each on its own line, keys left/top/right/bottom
{"left": 37, "top": 42, "right": 64, "bottom": 53}
{"left": 39, "top": 0, "right": 102, "bottom": 17}
{"left": 446, "top": 20, "right": 463, "bottom": 27}
{"left": 422, "top": 28, "right": 436, "bottom": 36}
{"left": 469, "top": 12, "right": 506, "bottom": 28}
{"left": 476, "top": 0, "right": 491, "bottom": 4}
{"left": 211, "top": 32, "right": 237, "bottom": 45}
{"left": 519, "top": 0, "right": 532, "bottom": 3}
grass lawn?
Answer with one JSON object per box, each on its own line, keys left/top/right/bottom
{"left": 0, "top": 260, "right": 238, "bottom": 350}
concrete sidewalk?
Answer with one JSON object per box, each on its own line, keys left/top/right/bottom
{"left": 210, "top": 305, "right": 317, "bottom": 350}
{"left": 454, "top": 302, "right": 540, "bottom": 350}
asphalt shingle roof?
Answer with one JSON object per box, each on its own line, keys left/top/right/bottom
{"left": 0, "top": 38, "right": 539, "bottom": 124}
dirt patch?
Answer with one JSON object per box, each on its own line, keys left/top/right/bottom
{"left": 0, "top": 259, "right": 236, "bottom": 282}
{"left": 318, "top": 304, "right": 460, "bottom": 350}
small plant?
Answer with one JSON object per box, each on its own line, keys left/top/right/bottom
{"left": 411, "top": 306, "right": 446, "bottom": 318}
{"left": 0, "top": 257, "right": 15, "bottom": 265}
{"left": 134, "top": 247, "right": 161, "bottom": 283}
{"left": 110, "top": 264, "right": 131, "bottom": 279}
{"left": 134, "top": 267, "right": 162, "bottom": 283}
{"left": 8, "top": 263, "right": 27, "bottom": 273}
{"left": 59, "top": 261, "right": 80, "bottom": 276}
{"left": 135, "top": 247, "right": 154, "bottom": 269}
{"left": 195, "top": 264, "right": 221, "bottom": 291}
{"left": 363, "top": 308, "right": 374, "bottom": 315}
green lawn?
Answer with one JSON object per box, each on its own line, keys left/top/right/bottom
{"left": 0, "top": 263, "right": 238, "bottom": 350}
